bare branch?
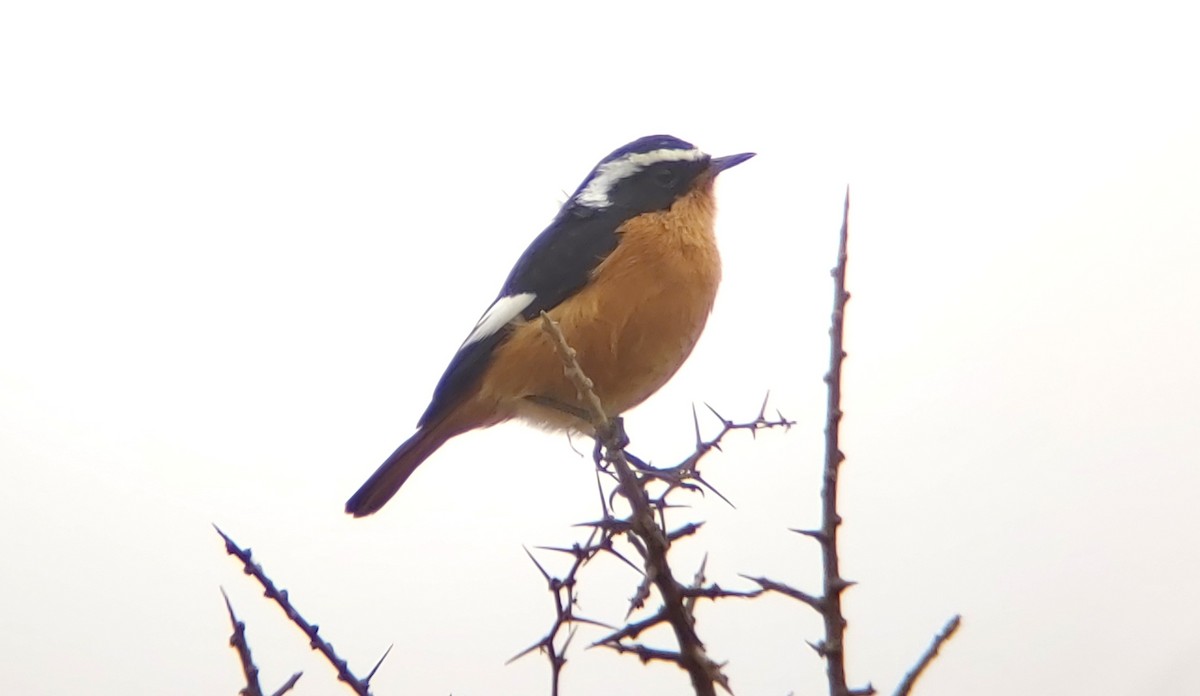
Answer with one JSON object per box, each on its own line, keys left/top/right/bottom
{"left": 221, "top": 588, "right": 265, "bottom": 696}
{"left": 812, "top": 187, "right": 874, "bottom": 696}
{"left": 268, "top": 673, "right": 303, "bottom": 696}
{"left": 892, "top": 615, "right": 962, "bottom": 696}
{"left": 214, "top": 526, "right": 376, "bottom": 695}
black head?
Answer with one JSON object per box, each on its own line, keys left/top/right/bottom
{"left": 566, "top": 135, "right": 754, "bottom": 218}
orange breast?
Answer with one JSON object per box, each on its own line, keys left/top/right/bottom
{"left": 476, "top": 182, "right": 723, "bottom": 431}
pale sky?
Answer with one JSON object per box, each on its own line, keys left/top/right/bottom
{"left": 2, "top": 2, "right": 1198, "bottom": 695}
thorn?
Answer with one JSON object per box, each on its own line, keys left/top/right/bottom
{"left": 364, "top": 644, "right": 393, "bottom": 683}
{"left": 758, "top": 390, "right": 771, "bottom": 419}
{"left": 693, "top": 473, "right": 735, "bottom": 509}
{"left": 703, "top": 402, "right": 729, "bottom": 425}
{"left": 523, "top": 546, "right": 553, "bottom": 582}
{"left": 790, "top": 527, "right": 827, "bottom": 542}
{"left": 569, "top": 615, "right": 618, "bottom": 631}
{"left": 506, "top": 639, "right": 549, "bottom": 665}
{"left": 534, "top": 543, "right": 583, "bottom": 555}
{"left": 562, "top": 626, "right": 579, "bottom": 653}
{"left": 573, "top": 517, "right": 631, "bottom": 533}
{"left": 607, "top": 486, "right": 623, "bottom": 512}
{"left": 604, "top": 545, "right": 643, "bottom": 574}
{"left": 691, "top": 403, "right": 703, "bottom": 447}
{"left": 593, "top": 469, "right": 611, "bottom": 518}
{"left": 831, "top": 577, "right": 858, "bottom": 592}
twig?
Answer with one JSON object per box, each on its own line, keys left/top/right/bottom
{"left": 592, "top": 609, "right": 669, "bottom": 646}
{"left": 892, "top": 615, "right": 962, "bottom": 696}
{"left": 621, "top": 399, "right": 792, "bottom": 512}
{"left": 741, "top": 575, "right": 823, "bottom": 611}
{"left": 680, "top": 584, "right": 763, "bottom": 601}
{"left": 221, "top": 588, "right": 303, "bottom": 696}
{"left": 215, "top": 526, "right": 376, "bottom": 696}
{"left": 510, "top": 530, "right": 617, "bottom": 696}
{"left": 222, "top": 588, "right": 265, "bottom": 696}
{"left": 538, "top": 312, "right": 610, "bottom": 429}
{"left": 676, "top": 396, "right": 795, "bottom": 474}
{"left": 269, "top": 673, "right": 303, "bottom": 696}
{"left": 600, "top": 641, "right": 689, "bottom": 664}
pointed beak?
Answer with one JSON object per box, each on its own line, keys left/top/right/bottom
{"left": 710, "top": 151, "right": 756, "bottom": 173}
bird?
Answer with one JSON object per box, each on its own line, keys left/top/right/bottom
{"left": 346, "top": 135, "right": 754, "bottom": 517}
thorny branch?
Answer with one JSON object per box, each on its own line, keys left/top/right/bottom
{"left": 626, "top": 395, "right": 793, "bottom": 509}
{"left": 532, "top": 312, "right": 799, "bottom": 696}
{"left": 508, "top": 527, "right": 618, "bottom": 696}
{"left": 811, "top": 183, "right": 864, "bottom": 696}
{"left": 742, "top": 189, "right": 958, "bottom": 695}
{"left": 215, "top": 526, "right": 383, "bottom": 696}
{"left": 893, "top": 615, "right": 962, "bottom": 696}
{"left": 222, "top": 587, "right": 304, "bottom": 696}
{"left": 222, "top": 587, "right": 268, "bottom": 696}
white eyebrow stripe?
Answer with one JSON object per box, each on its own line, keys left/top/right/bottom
{"left": 461, "top": 292, "right": 537, "bottom": 347}
{"left": 575, "top": 147, "right": 706, "bottom": 209}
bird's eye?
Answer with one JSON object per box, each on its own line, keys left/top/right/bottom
{"left": 652, "top": 168, "right": 678, "bottom": 188}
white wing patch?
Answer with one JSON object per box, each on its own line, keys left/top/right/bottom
{"left": 461, "top": 292, "right": 537, "bottom": 347}
{"left": 575, "top": 147, "right": 706, "bottom": 209}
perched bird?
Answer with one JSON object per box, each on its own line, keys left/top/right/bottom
{"left": 346, "top": 135, "right": 754, "bottom": 517}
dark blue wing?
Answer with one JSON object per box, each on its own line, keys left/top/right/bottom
{"left": 417, "top": 207, "right": 620, "bottom": 426}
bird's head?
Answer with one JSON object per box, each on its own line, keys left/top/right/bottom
{"left": 568, "top": 135, "right": 754, "bottom": 217}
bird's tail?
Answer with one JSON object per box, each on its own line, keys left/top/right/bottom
{"left": 345, "top": 417, "right": 460, "bottom": 517}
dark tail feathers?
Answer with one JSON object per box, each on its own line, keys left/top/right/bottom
{"left": 345, "top": 422, "right": 454, "bottom": 517}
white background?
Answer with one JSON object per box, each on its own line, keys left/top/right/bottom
{"left": 2, "top": 2, "right": 1198, "bottom": 695}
